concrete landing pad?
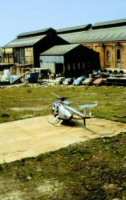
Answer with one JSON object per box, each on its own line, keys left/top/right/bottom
{"left": 0, "top": 116, "right": 126, "bottom": 163}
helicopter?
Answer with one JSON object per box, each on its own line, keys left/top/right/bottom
{"left": 50, "top": 93, "right": 98, "bottom": 127}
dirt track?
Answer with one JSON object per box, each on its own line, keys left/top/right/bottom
{"left": 0, "top": 115, "right": 126, "bottom": 164}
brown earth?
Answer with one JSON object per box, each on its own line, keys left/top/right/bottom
{"left": 0, "top": 115, "right": 126, "bottom": 164}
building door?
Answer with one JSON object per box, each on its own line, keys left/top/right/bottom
{"left": 55, "top": 64, "right": 63, "bottom": 75}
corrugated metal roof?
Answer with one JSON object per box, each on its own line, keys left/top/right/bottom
{"left": 57, "top": 24, "right": 91, "bottom": 34}
{"left": 41, "top": 44, "right": 80, "bottom": 55}
{"left": 4, "top": 35, "right": 46, "bottom": 48}
{"left": 17, "top": 28, "right": 56, "bottom": 38}
{"left": 93, "top": 18, "right": 126, "bottom": 28}
{"left": 58, "top": 26, "right": 126, "bottom": 43}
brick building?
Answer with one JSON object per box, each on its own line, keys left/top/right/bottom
{"left": 2, "top": 18, "right": 126, "bottom": 75}
{"left": 58, "top": 18, "right": 126, "bottom": 72}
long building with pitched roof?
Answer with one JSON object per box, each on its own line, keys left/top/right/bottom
{"left": 58, "top": 18, "right": 126, "bottom": 72}
{"left": 2, "top": 18, "right": 126, "bottom": 75}
{"left": 3, "top": 28, "right": 67, "bottom": 74}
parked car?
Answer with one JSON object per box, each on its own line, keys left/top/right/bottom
{"left": 93, "top": 78, "right": 106, "bottom": 86}
{"left": 73, "top": 76, "right": 85, "bottom": 86}
{"left": 82, "top": 77, "right": 93, "bottom": 86}
{"left": 63, "top": 78, "right": 73, "bottom": 85}
{"left": 27, "top": 72, "right": 39, "bottom": 83}
{"left": 54, "top": 77, "right": 65, "bottom": 85}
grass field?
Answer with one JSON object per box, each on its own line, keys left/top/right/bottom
{"left": 0, "top": 85, "right": 126, "bottom": 199}
{"left": 0, "top": 85, "right": 126, "bottom": 123}
{"left": 0, "top": 132, "right": 125, "bottom": 200}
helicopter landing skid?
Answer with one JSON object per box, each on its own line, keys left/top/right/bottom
{"left": 47, "top": 118, "right": 63, "bottom": 127}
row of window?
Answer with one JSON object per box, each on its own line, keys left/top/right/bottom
{"left": 3, "top": 47, "right": 123, "bottom": 68}
{"left": 67, "top": 62, "right": 86, "bottom": 70}
{"left": 106, "top": 49, "right": 121, "bottom": 64}
{"left": 4, "top": 48, "right": 33, "bottom": 64}
{"left": 4, "top": 53, "right": 33, "bottom": 64}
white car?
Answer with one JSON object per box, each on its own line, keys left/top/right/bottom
{"left": 54, "top": 77, "right": 65, "bottom": 85}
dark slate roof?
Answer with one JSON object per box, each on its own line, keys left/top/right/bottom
{"left": 93, "top": 18, "right": 126, "bottom": 29}
{"left": 17, "top": 28, "right": 56, "bottom": 38}
{"left": 57, "top": 24, "right": 91, "bottom": 34}
{"left": 58, "top": 25, "right": 126, "bottom": 43}
{"left": 41, "top": 44, "right": 80, "bottom": 55}
{"left": 4, "top": 35, "right": 46, "bottom": 48}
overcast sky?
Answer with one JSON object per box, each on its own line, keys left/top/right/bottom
{"left": 0, "top": 0, "right": 126, "bottom": 46}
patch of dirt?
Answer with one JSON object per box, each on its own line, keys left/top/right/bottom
{"left": 36, "top": 179, "right": 63, "bottom": 197}
{"left": 0, "top": 191, "right": 23, "bottom": 200}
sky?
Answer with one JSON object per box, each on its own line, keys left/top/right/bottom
{"left": 0, "top": 0, "right": 126, "bottom": 46}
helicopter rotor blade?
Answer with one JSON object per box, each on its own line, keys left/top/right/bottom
{"left": 51, "top": 93, "right": 60, "bottom": 98}
{"left": 20, "top": 98, "right": 53, "bottom": 102}
{"left": 51, "top": 93, "right": 68, "bottom": 100}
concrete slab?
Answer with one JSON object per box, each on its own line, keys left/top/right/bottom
{"left": 0, "top": 115, "right": 126, "bottom": 163}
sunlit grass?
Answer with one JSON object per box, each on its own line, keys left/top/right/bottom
{"left": 0, "top": 85, "right": 126, "bottom": 199}
{"left": 0, "top": 85, "right": 126, "bottom": 123}
{"left": 0, "top": 132, "right": 125, "bottom": 199}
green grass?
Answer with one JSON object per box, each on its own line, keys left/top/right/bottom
{"left": 0, "top": 85, "right": 126, "bottom": 199}
{"left": 0, "top": 85, "right": 126, "bottom": 123}
{"left": 0, "top": 132, "right": 125, "bottom": 200}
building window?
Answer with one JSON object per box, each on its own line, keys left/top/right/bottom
{"left": 4, "top": 53, "right": 13, "bottom": 63}
{"left": 67, "top": 64, "right": 70, "bottom": 70}
{"left": 82, "top": 62, "right": 85, "bottom": 69}
{"left": 78, "top": 62, "right": 81, "bottom": 69}
{"left": 73, "top": 63, "right": 76, "bottom": 70}
{"left": 14, "top": 48, "right": 25, "bottom": 64}
{"left": 117, "top": 49, "right": 121, "bottom": 67}
{"left": 106, "top": 50, "right": 111, "bottom": 64}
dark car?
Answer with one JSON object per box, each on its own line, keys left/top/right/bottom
{"left": 27, "top": 72, "right": 39, "bottom": 83}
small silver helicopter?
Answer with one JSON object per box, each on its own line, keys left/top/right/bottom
{"left": 50, "top": 93, "right": 98, "bottom": 127}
